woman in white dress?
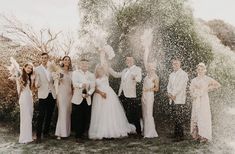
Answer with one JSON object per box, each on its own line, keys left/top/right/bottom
{"left": 55, "top": 56, "right": 73, "bottom": 139}
{"left": 142, "top": 62, "right": 159, "bottom": 138}
{"left": 190, "top": 63, "right": 221, "bottom": 143}
{"left": 17, "top": 63, "right": 35, "bottom": 144}
{"left": 89, "top": 64, "right": 135, "bottom": 139}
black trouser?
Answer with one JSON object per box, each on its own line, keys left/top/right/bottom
{"left": 36, "top": 93, "right": 56, "bottom": 139}
{"left": 171, "top": 102, "right": 185, "bottom": 138}
{"left": 72, "top": 99, "right": 91, "bottom": 139}
{"left": 119, "top": 93, "right": 141, "bottom": 135}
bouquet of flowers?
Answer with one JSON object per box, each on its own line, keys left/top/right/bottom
{"left": 6, "top": 57, "right": 22, "bottom": 95}
{"left": 47, "top": 61, "right": 63, "bottom": 95}
{"left": 6, "top": 57, "right": 21, "bottom": 80}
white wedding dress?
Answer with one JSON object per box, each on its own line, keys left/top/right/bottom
{"left": 17, "top": 80, "right": 34, "bottom": 143}
{"left": 89, "top": 76, "right": 136, "bottom": 139}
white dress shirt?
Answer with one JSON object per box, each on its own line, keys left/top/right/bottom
{"left": 41, "top": 65, "right": 51, "bottom": 81}
{"left": 167, "top": 68, "right": 189, "bottom": 104}
{"left": 71, "top": 69, "right": 95, "bottom": 105}
{"left": 109, "top": 65, "right": 142, "bottom": 98}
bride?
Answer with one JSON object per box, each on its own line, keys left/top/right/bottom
{"left": 89, "top": 51, "right": 135, "bottom": 139}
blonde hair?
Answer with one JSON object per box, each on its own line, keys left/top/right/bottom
{"left": 197, "top": 62, "right": 206, "bottom": 69}
{"left": 147, "top": 62, "right": 157, "bottom": 70}
{"left": 95, "top": 64, "right": 104, "bottom": 78}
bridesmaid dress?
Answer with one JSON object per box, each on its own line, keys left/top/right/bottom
{"left": 142, "top": 75, "right": 158, "bottom": 138}
{"left": 190, "top": 76, "right": 216, "bottom": 140}
{"left": 55, "top": 71, "right": 73, "bottom": 137}
{"left": 18, "top": 80, "right": 34, "bottom": 143}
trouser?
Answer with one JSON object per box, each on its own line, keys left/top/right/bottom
{"left": 119, "top": 93, "right": 141, "bottom": 135}
{"left": 171, "top": 102, "right": 185, "bottom": 138}
{"left": 36, "top": 93, "right": 56, "bottom": 138}
{"left": 72, "top": 99, "right": 91, "bottom": 139}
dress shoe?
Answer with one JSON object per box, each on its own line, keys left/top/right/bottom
{"left": 75, "top": 138, "right": 84, "bottom": 143}
{"left": 35, "top": 138, "right": 42, "bottom": 144}
{"left": 172, "top": 137, "right": 184, "bottom": 142}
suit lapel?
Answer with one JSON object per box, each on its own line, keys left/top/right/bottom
{"left": 40, "top": 65, "right": 50, "bottom": 83}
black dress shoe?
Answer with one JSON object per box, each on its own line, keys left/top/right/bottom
{"left": 44, "top": 134, "right": 53, "bottom": 139}
{"left": 75, "top": 138, "right": 84, "bottom": 143}
{"left": 167, "top": 134, "right": 176, "bottom": 138}
{"left": 134, "top": 134, "right": 143, "bottom": 139}
{"left": 35, "top": 138, "right": 42, "bottom": 144}
{"left": 172, "top": 137, "right": 184, "bottom": 142}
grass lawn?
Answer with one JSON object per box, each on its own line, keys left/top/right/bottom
{"left": 0, "top": 123, "right": 233, "bottom": 154}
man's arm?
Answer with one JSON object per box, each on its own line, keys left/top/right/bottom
{"left": 108, "top": 67, "right": 122, "bottom": 78}
{"left": 87, "top": 73, "right": 96, "bottom": 96}
{"left": 167, "top": 74, "right": 171, "bottom": 94}
{"left": 134, "top": 67, "right": 142, "bottom": 82}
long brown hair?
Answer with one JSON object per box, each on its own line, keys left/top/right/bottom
{"left": 61, "top": 56, "right": 72, "bottom": 71}
{"left": 21, "top": 63, "right": 33, "bottom": 88}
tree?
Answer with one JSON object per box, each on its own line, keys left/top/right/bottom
{"left": 207, "top": 19, "right": 235, "bottom": 51}
{"left": 59, "top": 32, "right": 76, "bottom": 56}
{"left": 0, "top": 15, "right": 61, "bottom": 54}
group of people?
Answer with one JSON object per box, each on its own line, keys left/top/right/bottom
{"left": 14, "top": 51, "right": 221, "bottom": 144}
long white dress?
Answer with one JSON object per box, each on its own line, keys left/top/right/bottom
{"left": 89, "top": 76, "right": 136, "bottom": 139}
{"left": 190, "top": 76, "right": 215, "bottom": 140}
{"left": 142, "top": 76, "right": 158, "bottom": 138}
{"left": 18, "top": 80, "right": 34, "bottom": 143}
{"left": 55, "top": 72, "right": 72, "bottom": 137}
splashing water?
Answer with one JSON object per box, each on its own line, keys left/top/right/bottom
{"left": 195, "top": 19, "right": 235, "bottom": 152}
{"left": 141, "top": 28, "right": 154, "bottom": 67}
{"left": 76, "top": 1, "right": 235, "bottom": 152}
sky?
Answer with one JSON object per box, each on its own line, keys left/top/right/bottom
{"left": 0, "top": 0, "right": 234, "bottom": 33}
{"left": 190, "top": 0, "right": 235, "bottom": 26}
{"left": 0, "top": 0, "right": 79, "bottom": 33}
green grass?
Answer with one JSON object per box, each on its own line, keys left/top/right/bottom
{"left": 0, "top": 124, "right": 233, "bottom": 154}
{"left": 0, "top": 88, "right": 234, "bottom": 154}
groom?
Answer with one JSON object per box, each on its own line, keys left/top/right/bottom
{"left": 109, "top": 55, "right": 142, "bottom": 135}
{"left": 71, "top": 59, "right": 95, "bottom": 143}
{"left": 167, "top": 57, "right": 189, "bottom": 142}
{"left": 35, "top": 52, "right": 56, "bottom": 143}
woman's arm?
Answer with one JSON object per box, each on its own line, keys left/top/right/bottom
{"left": 208, "top": 78, "right": 221, "bottom": 91}
{"left": 95, "top": 87, "right": 107, "bottom": 99}
{"left": 16, "top": 77, "right": 25, "bottom": 95}
{"left": 143, "top": 78, "right": 159, "bottom": 92}
{"left": 152, "top": 78, "right": 159, "bottom": 92}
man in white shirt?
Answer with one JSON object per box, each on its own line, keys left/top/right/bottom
{"left": 109, "top": 56, "right": 142, "bottom": 135}
{"left": 34, "top": 52, "right": 56, "bottom": 143}
{"left": 71, "top": 59, "right": 95, "bottom": 143}
{"left": 167, "top": 57, "right": 189, "bottom": 141}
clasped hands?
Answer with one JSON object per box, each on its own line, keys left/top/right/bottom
{"left": 82, "top": 83, "right": 90, "bottom": 98}
{"left": 143, "top": 87, "right": 155, "bottom": 92}
{"left": 168, "top": 93, "right": 176, "bottom": 101}
{"left": 99, "top": 91, "right": 107, "bottom": 99}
